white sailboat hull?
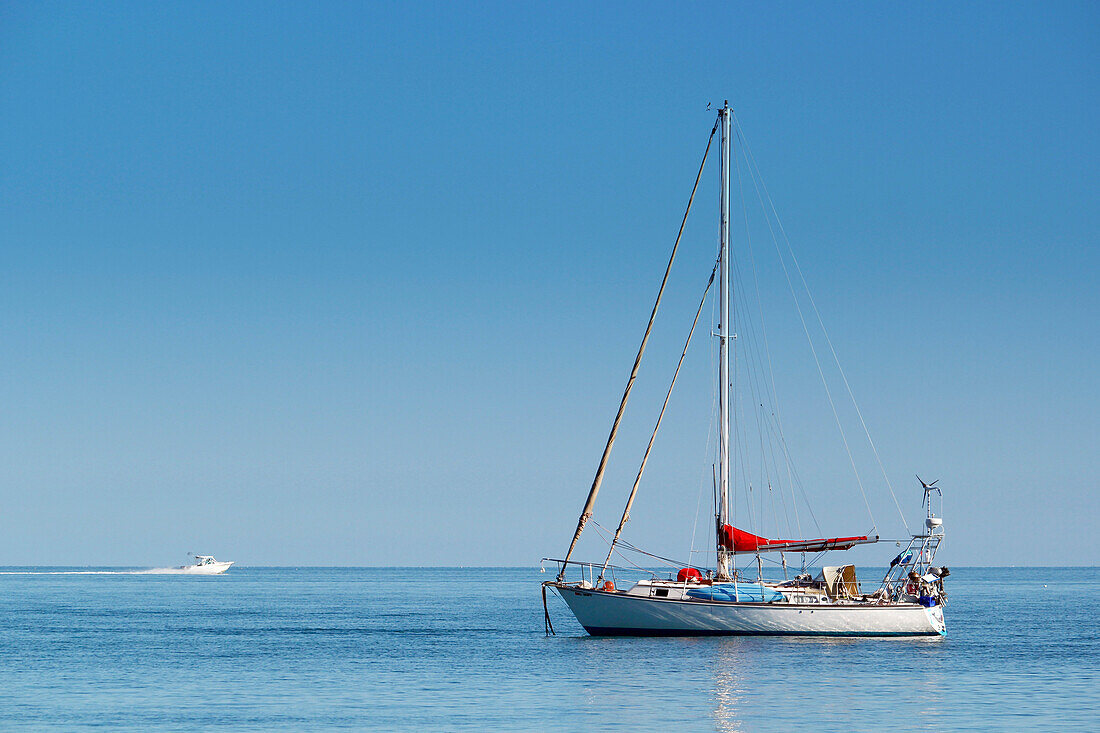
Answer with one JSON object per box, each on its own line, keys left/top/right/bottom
{"left": 555, "top": 585, "right": 945, "bottom": 637}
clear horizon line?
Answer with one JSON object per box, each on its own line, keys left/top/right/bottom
{"left": 0, "top": 564, "right": 1095, "bottom": 569}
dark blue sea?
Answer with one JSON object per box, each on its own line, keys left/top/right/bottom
{"left": 0, "top": 567, "right": 1095, "bottom": 731}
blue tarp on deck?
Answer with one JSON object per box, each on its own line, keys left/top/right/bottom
{"left": 685, "top": 583, "right": 784, "bottom": 603}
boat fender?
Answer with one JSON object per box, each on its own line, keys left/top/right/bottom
{"left": 601, "top": 581, "right": 615, "bottom": 592}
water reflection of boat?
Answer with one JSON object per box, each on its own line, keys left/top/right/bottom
{"left": 711, "top": 643, "right": 747, "bottom": 733}
{"left": 175, "top": 554, "right": 234, "bottom": 574}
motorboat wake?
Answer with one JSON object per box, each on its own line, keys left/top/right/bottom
{"left": 0, "top": 554, "right": 235, "bottom": 575}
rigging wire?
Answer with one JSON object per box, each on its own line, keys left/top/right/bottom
{"left": 729, "top": 134, "right": 815, "bottom": 545}
{"left": 757, "top": 405, "right": 823, "bottom": 533}
{"left": 734, "top": 141, "right": 805, "bottom": 538}
{"left": 558, "top": 117, "right": 721, "bottom": 580}
{"left": 688, "top": 305, "right": 720, "bottom": 570}
{"left": 592, "top": 521, "right": 699, "bottom": 572}
{"left": 732, "top": 120, "right": 879, "bottom": 535}
{"left": 733, "top": 113, "right": 909, "bottom": 536}
{"left": 731, "top": 253, "right": 793, "bottom": 539}
{"left": 598, "top": 259, "right": 720, "bottom": 582}
{"left": 590, "top": 521, "right": 662, "bottom": 575}
{"left": 730, "top": 223, "right": 800, "bottom": 542}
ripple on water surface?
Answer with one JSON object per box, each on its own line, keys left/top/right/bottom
{"left": 0, "top": 566, "right": 1096, "bottom": 731}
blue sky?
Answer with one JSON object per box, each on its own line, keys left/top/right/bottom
{"left": 0, "top": 3, "right": 1096, "bottom": 566}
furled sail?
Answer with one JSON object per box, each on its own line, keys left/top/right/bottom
{"left": 719, "top": 524, "right": 877, "bottom": 555}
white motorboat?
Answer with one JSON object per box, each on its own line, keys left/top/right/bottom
{"left": 176, "top": 554, "right": 234, "bottom": 574}
{"left": 543, "top": 102, "right": 949, "bottom": 637}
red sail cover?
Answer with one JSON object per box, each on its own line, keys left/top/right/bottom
{"left": 677, "top": 568, "right": 702, "bottom": 583}
{"left": 719, "top": 524, "right": 875, "bottom": 554}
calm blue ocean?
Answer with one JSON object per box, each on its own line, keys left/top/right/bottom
{"left": 0, "top": 566, "right": 1095, "bottom": 731}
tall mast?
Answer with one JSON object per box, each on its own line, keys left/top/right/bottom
{"left": 716, "top": 102, "right": 732, "bottom": 579}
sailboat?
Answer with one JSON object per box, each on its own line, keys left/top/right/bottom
{"left": 542, "top": 102, "right": 948, "bottom": 637}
